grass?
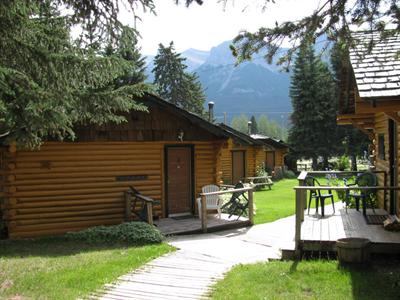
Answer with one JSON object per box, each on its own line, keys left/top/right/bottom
{"left": 211, "top": 259, "right": 400, "bottom": 300}
{"left": 254, "top": 177, "right": 341, "bottom": 224}
{"left": 0, "top": 237, "right": 173, "bottom": 299}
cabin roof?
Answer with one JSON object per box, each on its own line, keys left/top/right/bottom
{"left": 250, "top": 133, "right": 289, "bottom": 149}
{"left": 350, "top": 31, "right": 400, "bottom": 99}
{"left": 217, "top": 123, "right": 265, "bottom": 146}
{"left": 141, "top": 93, "right": 230, "bottom": 139}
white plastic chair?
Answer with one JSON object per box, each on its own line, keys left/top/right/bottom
{"left": 196, "top": 184, "right": 222, "bottom": 219}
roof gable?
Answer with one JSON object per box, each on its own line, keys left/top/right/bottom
{"left": 217, "top": 123, "right": 264, "bottom": 146}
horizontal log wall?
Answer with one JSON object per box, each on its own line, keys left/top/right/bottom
{"left": 3, "top": 141, "right": 222, "bottom": 238}
{"left": 220, "top": 139, "right": 264, "bottom": 184}
{"left": 274, "top": 149, "right": 287, "bottom": 167}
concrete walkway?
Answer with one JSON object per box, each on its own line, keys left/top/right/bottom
{"left": 97, "top": 217, "right": 295, "bottom": 300}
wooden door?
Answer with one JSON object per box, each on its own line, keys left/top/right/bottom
{"left": 266, "top": 151, "right": 275, "bottom": 170}
{"left": 389, "top": 119, "right": 398, "bottom": 214}
{"left": 166, "top": 147, "right": 192, "bottom": 215}
{"left": 232, "top": 151, "right": 245, "bottom": 184}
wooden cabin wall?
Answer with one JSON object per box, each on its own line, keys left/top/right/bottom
{"left": 2, "top": 141, "right": 222, "bottom": 238}
{"left": 374, "top": 113, "right": 390, "bottom": 209}
{"left": 274, "top": 149, "right": 287, "bottom": 167}
{"left": 220, "top": 139, "right": 264, "bottom": 184}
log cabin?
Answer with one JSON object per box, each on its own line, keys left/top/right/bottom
{"left": 337, "top": 31, "right": 400, "bottom": 215}
{"left": 217, "top": 124, "right": 267, "bottom": 184}
{"left": 250, "top": 134, "right": 289, "bottom": 173}
{"left": 0, "top": 93, "right": 233, "bottom": 238}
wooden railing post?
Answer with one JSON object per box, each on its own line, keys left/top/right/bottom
{"left": 146, "top": 202, "right": 153, "bottom": 226}
{"left": 201, "top": 194, "right": 207, "bottom": 233}
{"left": 124, "top": 192, "right": 132, "bottom": 222}
{"left": 248, "top": 188, "right": 254, "bottom": 225}
{"left": 295, "top": 187, "right": 304, "bottom": 257}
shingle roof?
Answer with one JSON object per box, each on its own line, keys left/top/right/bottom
{"left": 217, "top": 123, "right": 265, "bottom": 146}
{"left": 350, "top": 31, "right": 400, "bottom": 99}
{"left": 250, "top": 134, "right": 289, "bottom": 149}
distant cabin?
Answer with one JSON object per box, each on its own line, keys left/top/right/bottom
{"left": 217, "top": 124, "right": 288, "bottom": 184}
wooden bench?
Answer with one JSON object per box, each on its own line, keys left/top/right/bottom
{"left": 244, "top": 176, "right": 274, "bottom": 190}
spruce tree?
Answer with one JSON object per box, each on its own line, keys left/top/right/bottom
{"left": 110, "top": 26, "right": 147, "bottom": 86}
{"left": 250, "top": 115, "right": 258, "bottom": 134}
{"left": 0, "top": 1, "right": 152, "bottom": 148}
{"left": 288, "top": 43, "right": 338, "bottom": 169}
{"left": 152, "top": 42, "right": 205, "bottom": 115}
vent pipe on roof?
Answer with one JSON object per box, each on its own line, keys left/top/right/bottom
{"left": 208, "top": 101, "right": 215, "bottom": 123}
{"left": 248, "top": 121, "right": 252, "bottom": 135}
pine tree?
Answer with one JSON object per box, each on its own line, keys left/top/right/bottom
{"left": 288, "top": 43, "right": 338, "bottom": 169}
{"left": 250, "top": 115, "right": 258, "bottom": 134}
{"left": 109, "top": 26, "right": 147, "bottom": 87}
{"left": 152, "top": 42, "right": 205, "bottom": 115}
{"left": 0, "top": 1, "right": 151, "bottom": 148}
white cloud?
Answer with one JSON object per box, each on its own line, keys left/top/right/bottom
{"left": 120, "top": 0, "right": 322, "bottom": 55}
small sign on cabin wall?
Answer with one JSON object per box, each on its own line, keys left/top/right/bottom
{"left": 116, "top": 175, "right": 148, "bottom": 182}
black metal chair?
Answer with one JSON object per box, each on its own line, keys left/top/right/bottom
{"left": 345, "top": 172, "right": 377, "bottom": 216}
{"left": 220, "top": 182, "right": 249, "bottom": 219}
{"left": 305, "top": 176, "right": 335, "bottom": 217}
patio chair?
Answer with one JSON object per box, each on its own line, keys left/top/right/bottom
{"left": 197, "top": 184, "right": 222, "bottom": 220}
{"left": 345, "top": 172, "right": 377, "bottom": 216}
{"left": 305, "top": 176, "right": 335, "bottom": 217}
{"left": 220, "top": 182, "right": 249, "bottom": 220}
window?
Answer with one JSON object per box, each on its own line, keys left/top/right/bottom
{"left": 378, "top": 134, "right": 385, "bottom": 160}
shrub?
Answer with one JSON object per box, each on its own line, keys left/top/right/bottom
{"left": 65, "top": 222, "right": 164, "bottom": 245}
{"left": 335, "top": 155, "right": 350, "bottom": 171}
{"left": 283, "top": 169, "right": 296, "bottom": 179}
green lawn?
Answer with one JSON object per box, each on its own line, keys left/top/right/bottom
{"left": 254, "top": 177, "right": 340, "bottom": 224}
{"left": 254, "top": 178, "right": 298, "bottom": 224}
{"left": 211, "top": 259, "right": 400, "bottom": 300}
{"left": 0, "top": 238, "right": 173, "bottom": 299}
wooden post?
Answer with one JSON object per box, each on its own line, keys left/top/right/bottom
{"left": 295, "top": 187, "right": 303, "bottom": 257}
{"left": 124, "top": 192, "right": 131, "bottom": 222}
{"left": 146, "top": 202, "right": 153, "bottom": 226}
{"left": 298, "top": 171, "right": 307, "bottom": 221}
{"left": 248, "top": 189, "right": 254, "bottom": 225}
{"left": 201, "top": 194, "right": 207, "bottom": 233}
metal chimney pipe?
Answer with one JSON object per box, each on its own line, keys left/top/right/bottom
{"left": 208, "top": 101, "right": 215, "bottom": 123}
{"left": 248, "top": 121, "right": 252, "bottom": 135}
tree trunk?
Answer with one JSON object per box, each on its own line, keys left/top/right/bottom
{"left": 312, "top": 157, "right": 318, "bottom": 170}
{"left": 323, "top": 156, "right": 329, "bottom": 170}
{"left": 350, "top": 154, "right": 357, "bottom": 171}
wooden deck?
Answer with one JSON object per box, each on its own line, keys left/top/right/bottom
{"left": 300, "top": 201, "right": 400, "bottom": 253}
{"left": 154, "top": 214, "right": 250, "bottom": 236}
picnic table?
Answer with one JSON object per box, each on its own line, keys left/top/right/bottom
{"left": 244, "top": 176, "right": 274, "bottom": 190}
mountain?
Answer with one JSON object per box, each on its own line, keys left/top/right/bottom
{"left": 145, "top": 40, "right": 293, "bottom": 124}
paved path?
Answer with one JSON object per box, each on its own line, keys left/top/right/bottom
{"left": 96, "top": 218, "right": 295, "bottom": 300}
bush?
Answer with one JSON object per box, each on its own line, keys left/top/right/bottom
{"left": 335, "top": 155, "right": 350, "bottom": 171}
{"left": 283, "top": 169, "right": 296, "bottom": 179}
{"left": 65, "top": 222, "right": 164, "bottom": 245}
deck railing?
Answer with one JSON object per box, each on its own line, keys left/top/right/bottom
{"left": 124, "top": 190, "right": 155, "bottom": 226}
{"left": 200, "top": 186, "right": 254, "bottom": 233}
{"left": 294, "top": 170, "right": 398, "bottom": 257}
